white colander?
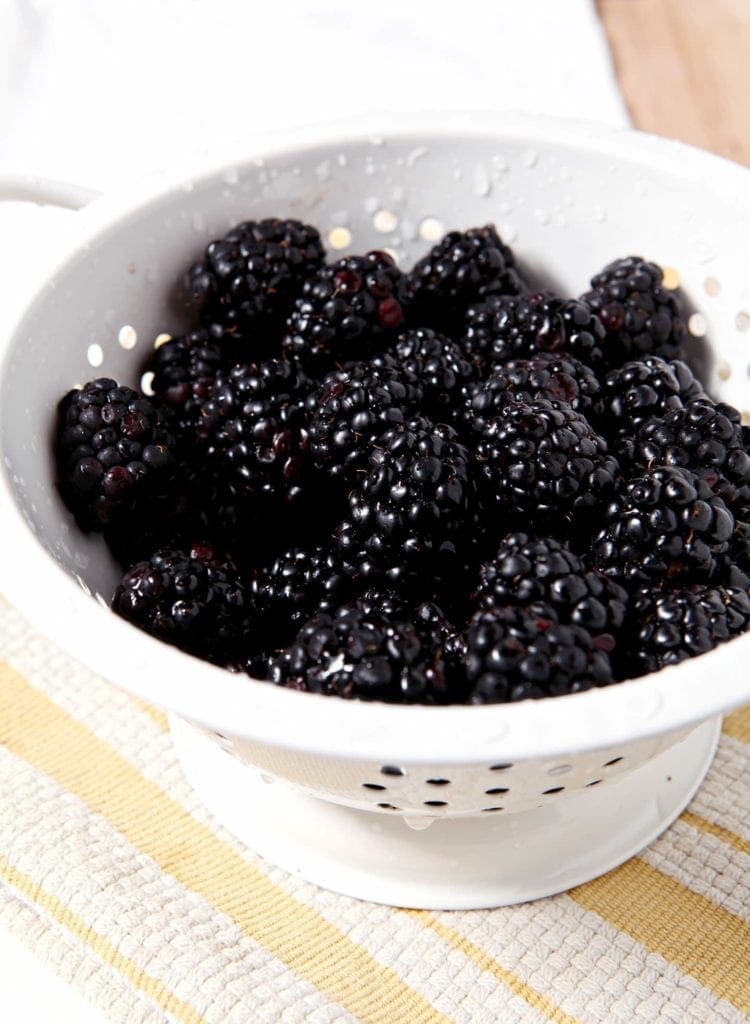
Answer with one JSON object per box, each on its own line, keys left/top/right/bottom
{"left": 1, "top": 112, "right": 749, "bottom": 909}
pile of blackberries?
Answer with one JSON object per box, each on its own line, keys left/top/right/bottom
{"left": 55, "top": 219, "right": 750, "bottom": 704}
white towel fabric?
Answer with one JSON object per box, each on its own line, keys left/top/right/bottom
{"left": 0, "top": 2, "right": 627, "bottom": 1021}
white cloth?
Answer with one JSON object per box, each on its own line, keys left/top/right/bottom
{"left": 0, "top": 3, "right": 627, "bottom": 1020}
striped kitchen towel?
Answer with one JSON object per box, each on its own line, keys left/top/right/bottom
{"left": 1, "top": 592, "right": 748, "bottom": 1024}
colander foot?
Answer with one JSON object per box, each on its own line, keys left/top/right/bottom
{"left": 169, "top": 713, "right": 721, "bottom": 910}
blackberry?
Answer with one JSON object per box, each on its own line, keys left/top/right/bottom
{"left": 465, "top": 354, "right": 603, "bottom": 434}
{"left": 336, "top": 417, "right": 475, "bottom": 578}
{"left": 462, "top": 293, "right": 605, "bottom": 369}
{"left": 198, "top": 358, "right": 313, "bottom": 508}
{"left": 475, "top": 533, "right": 629, "bottom": 638}
{"left": 408, "top": 225, "right": 525, "bottom": 333}
{"left": 308, "top": 362, "right": 423, "bottom": 479}
{"left": 57, "top": 378, "right": 176, "bottom": 529}
{"left": 630, "top": 584, "right": 750, "bottom": 676}
{"left": 375, "top": 328, "right": 480, "bottom": 425}
{"left": 592, "top": 465, "right": 734, "bottom": 583}
{"left": 580, "top": 256, "right": 688, "bottom": 366}
{"left": 112, "top": 544, "right": 252, "bottom": 663}
{"left": 621, "top": 398, "right": 750, "bottom": 509}
{"left": 147, "top": 328, "right": 224, "bottom": 440}
{"left": 282, "top": 251, "right": 410, "bottom": 370}
{"left": 600, "top": 357, "right": 705, "bottom": 439}
{"left": 472, "top": 397, "right": 619, "bottom": 523}
{"left": 465, "top": 604, "right": 614, "bottom": 704}
{"left": 266, "top": 598, "right": 452, "bottom": 703}
{"left": 184, "top": 218, "right": 325, "bottom": 346}
{"left": 252, "top": 543, "right": 351, "bottom": 640}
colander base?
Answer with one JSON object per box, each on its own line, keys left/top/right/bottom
{"left": 169, "top": 714, "right": 721, "bottom": 910}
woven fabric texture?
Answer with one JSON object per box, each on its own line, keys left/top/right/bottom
{"left": 0, "top": 594, "right": 748, "bottom": 1024}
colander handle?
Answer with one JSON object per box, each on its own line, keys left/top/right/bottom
{"left": 0, "top": 175, "right": 102, "bottom": 211}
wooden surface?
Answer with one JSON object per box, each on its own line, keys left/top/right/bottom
{"left": 598, "top": 0, "right": 750, "bottom": 164}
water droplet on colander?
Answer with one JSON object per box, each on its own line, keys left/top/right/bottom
{"left": 391, "top": 184, "right": 405, "bottom": 204}
{"left": 364, "top": 196, "right": 379, "bottom": 214}
{"left": 594, "top": 206, "right": 607, "bottom": 223}
{"left": 406, "top": 146, "right": 428, "bottom": 168}
{"left": 315, "top": 161, "right": 331, "bottom": 181}
{"left": 534, "top": 208, "right": 550, "bottom": 226}
{"left": 523, "top": 149, "right": 539, "bottom": 169}
{"left": 492, "top": 155, "right": 509, "bottom": 176}
{"left": 402, "top": 816, "right": 435, "bottom": 831}
{"left": 453, "top": 166, "right": 463, "bottom": 181}
{"left": 736, "top": 311, "right": 750, "bottom": 332}
{"left": 181, "top": 181, "right": 195, "bottom": 194}
{"left": 369, "top": 134, "right": 385, "bottom": 147}
{"left": 473, "top": 163, "right": 491, "bottom": 197}
{"left": 337, "top": 153, "right": 349, "bottom": 168}
{"left": 365, "top": 162, "right": 376, "bottom": 177}
{"left": 554, "top": 212, "right": 567, "bottom": 228}
{"left": 688, "top": 313, "right": 707, "bottom": 338}
{"left": 223, "top": 167, "right": 239, "bottom": 186}
{"left": 695, "top": 239, "right": 716, "bottom": 265}
{"left": 500, "top": 224, "right": 518, "bottom": 244}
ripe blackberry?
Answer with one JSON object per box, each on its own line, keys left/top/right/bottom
{"left": 266, "top": 598, "right": 452, "bottom": 703}
{"left": 465, "top": 604, "right": 614, "bottom": 704}
{"left": 308, "top": 362, "right": 423, "bottom": 479}
{"left": 472, "top": 397, "right": 619, "bottom": 523}
{"left": 407, "top": 225, "right": 525, "bottom": 333}
{"left": 197, "top": 358, "right": 314, "bottom": 508}
{"left": 621, "top": 398, "right": 750, "bottom": 509}
{"left": 112, "top": 544, "right": 252, "bottom": 663}
{"left": 630, "top": 583, "right": 750, "bottom": 676}
{"left": 184, "top": 218, "right": 325, "bottom": 345}
{"left": 462, "top": 293, "right": 605, "bottom": 369}
{"left": 600, "top": 357, "right": 705, "bottom": 439}
{"left": 375, "top": 328, "right": 480, "bottom": 425}
{"left": 580, "top": 256, "right": 688, "bottom": 366}
{"left": 592, "top": 465, "right": 734, "bottom": 583}
{"left": 147, "top": 328, "right": 224, "bottom": 440}
{"left": 252, "top": 543, "right": 350, "bottom": 640}
{"left": 475, "top": 533, "right": 629, "bottom": 638}
{"left": 57, "top": 378, "right": 176, "bottom": 529}
{"left": 465, "top": 354, "right": 603, "bottom": 434}
{"left": 336, "top": 416, "right": 475, "bottom": 576}
{"left": 282, "top": 251, "right": 410, "bottom": 370}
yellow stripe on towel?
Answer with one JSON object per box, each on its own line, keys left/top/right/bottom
{"left": 0, "top": 663, "right": 453, "bottom": 1024}
{"left": 0, "top": 855, "right": 206, "bottom": 1024}
{"left": 570, "top": 858, "right": 750, "bottom": 1014}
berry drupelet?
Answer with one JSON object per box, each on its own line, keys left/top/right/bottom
{"left": 375, "top": 328, "right": 480, "bottom": 426}
{"left": 475, "top": 533, "right": 629, "bottom": 639}
{"left": 308, "top": 361, "right": 423, "bottom": 480}
{"left": 407, "top": 225, "right": 525, "bottom": 333}
{"left": 471, "top": 396, "right": 620, "bottom": 523}
{"left": 195, "top": 358, "right": 315, "bottom": 520}
{"left": 592, "top": 465, "right": 735, "bottom": 583}
{"left": 465, "top": 604, "right": 615, "bottom": 704}
{"left": 183, "top": 218, "right": 325, "bottom": 346}
{"left": 336, "top": 416, "right": 476, "bottom": 579}
{"left": 112, "top": 544, "right": 252, "bottom": 663}
{"left": 282, "top": 251, "right": 410, "bottom": 371}
{"left": 629, "top": 583, "right": 750, "bottom": 676}
{"left": 580, "top": 256, "right": 688, "bottom": 367}
{"left": 462, "top": 293, "right": 605, "bottom": 370}
{"left": 266, "top": 598, "right": 454, "bottom": 703}
{"left": 57, "top": 378, "right": 176, "bottom": 529}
